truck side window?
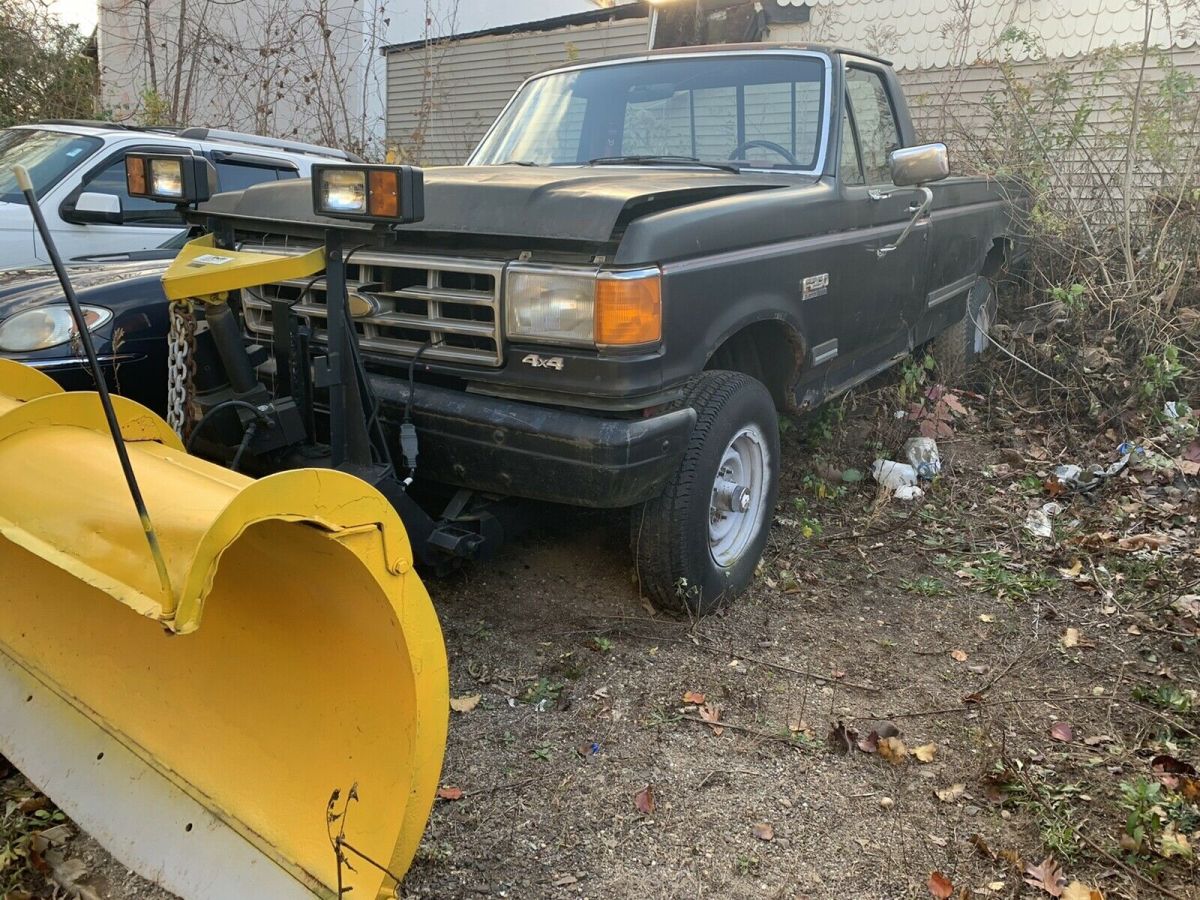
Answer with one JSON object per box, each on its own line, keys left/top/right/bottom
{"left": 215, "top": 162, "right": 299, "bottom": 192}
{"left": 839, "top": 106, "right": 864, "bottom": 185}
{"left": 844, "top": 68, "right": 900, "bottom": 184}
{"left": 80, "top": 157, "right": 185, "bottom": 225}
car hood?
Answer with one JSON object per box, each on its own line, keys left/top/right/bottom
{"left": 200, "top": 165, "right": 807, "bottom": 244}
{"left": 0, "top": 261, "right": 169, "bottom": 318}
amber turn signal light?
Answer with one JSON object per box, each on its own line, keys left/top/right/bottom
{"left": 595, "top": 269, "right": 662, "bottom": 346}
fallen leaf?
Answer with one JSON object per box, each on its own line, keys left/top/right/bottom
{"left": 1058, "top": 560, "right": 1084, "bottom": 579}
{"left": 962, "top": 691, "right": 985, "bottom": 705}
{"left": 1126, "top": 624, "right": 1142, "bottom": 635}
{"left": 1161, "top": 823, "right": 1193, "bottom": 859}
{"left": 633, "top": 784, "right": 655, "bottom": 815}
{"left": 1083, "top": 735, "right": 1115, "bottom": 747}
{"left": 928, "top": 871, "right": 954, "bottom": 899}
{"left": 752, "top": 822, "right": 774, "bottom": 841}
{"left": 928, "top": 833, "right": 948, "bottom": 847}
{"left": 1062, "top": 882, "right": 1103, "bottom": 900}
{"left": 878, "top": 735, "right": 908, "bottom": 764}
{"left": 1050, "top": 722, "right": 1074, "bottom": 743}
{"left": 855, "top": 722, "right": 899, "bottom": 754}
{"left": 988, "top": 882, "right": 1006, "bottom": 892}
{"left": 911, "top": 743, "right": 938, "bottom": 763}
{"left": 979, "top": 614, "right": 996, "bottom": 623}
{"left": 950, "top": 649, "right": 968, "bottom": 662}
{"left": 936, "top": 783, "right": 965, "bottom": 803}
{"left": 1060, "top": 628, "right": 1080, "bottom": 648}
{"left": 787, "top": 716, "right": 811, "bottom": 736}
{"left": 1024, "top": 856, "right": 1067, "bottom": 897}
{"left": 47, "top": 856, "right": 101, "bottom": 900}
{"left": 1117, "top": 533, "right": 1170, "bottom": 551}
{"left": 436, "top": 786, "right": 463, "bottom": 801}
{"left": 698, "top": 701, "right": 724, "bottom": 737}
{"left": 449, "top": 694, "right": 481, "bottom": 713}
{"left": 682, "top": 690, "right": 706, "bottom": 705}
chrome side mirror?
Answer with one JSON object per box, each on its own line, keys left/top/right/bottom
{"left": 889, "top": 142, "right": 949, "bottom": 187}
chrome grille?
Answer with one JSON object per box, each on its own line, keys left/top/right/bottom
{"left": 241, "top": 248, "right": 504, "bottom": 367}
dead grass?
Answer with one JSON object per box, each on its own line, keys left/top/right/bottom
{"left": 2, "top": 351, "right": 1198, "bottom": 900}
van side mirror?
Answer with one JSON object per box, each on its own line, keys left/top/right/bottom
{"left": 889, "top": 142, "right": 949, "bottom": 187}
{"left": 64, "top": 192, "right": 123, "bottom": 225}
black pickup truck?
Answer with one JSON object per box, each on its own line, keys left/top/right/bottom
{"left": 5, "top": 44, "right": 1023, "bottom": 613}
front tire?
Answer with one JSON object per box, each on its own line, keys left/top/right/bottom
{"left": 631, "top": 371, "right": 780, "bottom": 615}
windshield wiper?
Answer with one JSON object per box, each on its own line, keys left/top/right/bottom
{"left": 586, "top": 155, "right": 741, "bottom": 174}
{"left": 499, "top": 159, "right": 540, "bottom": 166}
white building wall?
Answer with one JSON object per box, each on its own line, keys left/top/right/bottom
{"left": 770, "top": 0, "right": 1198, "bottom": 71}
{"left": 98, "top": 0, "right": 368, "bottom": 147}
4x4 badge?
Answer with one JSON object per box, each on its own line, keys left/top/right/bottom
{"left": 522, "top": 353, "right": 564, "bottom": 371}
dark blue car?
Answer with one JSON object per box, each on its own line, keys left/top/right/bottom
{"left": 0, "top": 240, "right": 177, "bottom": 413}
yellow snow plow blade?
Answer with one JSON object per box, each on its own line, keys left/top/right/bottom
{"left": 0, "top": 359, "right": 448, "bottom": 899}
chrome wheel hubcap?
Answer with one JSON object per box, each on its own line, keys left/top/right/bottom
{"left": 708, "top": 426, "right": 769, "bottom": 568}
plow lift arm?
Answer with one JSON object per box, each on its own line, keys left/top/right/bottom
{"left": 157, "top": 161, "right": 495, "bottom": 568}
{"left": 0, "top": 160, "right": 450, "bottom": 898}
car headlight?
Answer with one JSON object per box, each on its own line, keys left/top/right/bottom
{"left": 0, "top": 305, "right": 113, "bottom": 352}
{"left": 506, "top": 266, "right": 661, "bottom": 348}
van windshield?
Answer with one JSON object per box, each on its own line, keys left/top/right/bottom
{"left": 472, "top": 54, "right": 827, "bottom": 171}
{"left": 0, "top": 129, "right": 103, "bottom": 203}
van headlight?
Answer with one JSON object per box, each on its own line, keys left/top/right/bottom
{"left": 0, "top": 305, "right": 112, "bottom": 352}
{"left": 506, "top": 266, "right": 661, "bottom": 347}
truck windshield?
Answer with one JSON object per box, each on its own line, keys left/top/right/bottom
{"left": 0, "top": 129, "right": 103, "bottom": 202}
{"left": 472, "top": 54, "right": 827, "bottom": 171}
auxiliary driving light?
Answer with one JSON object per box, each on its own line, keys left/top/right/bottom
{"left": 125, "top": 153, "right": 214, "bottom": 204}
{"left": 311, "top": 164, "right": 425, "bottom": 224}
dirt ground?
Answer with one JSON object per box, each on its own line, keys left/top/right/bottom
{"left": 2, "top": 364, "right": 1198, "bottom": 900}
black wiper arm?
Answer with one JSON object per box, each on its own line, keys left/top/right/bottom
{"left": 586, "top": 155, "right": 741, "bottom": 174}
{"left": 499, "top": 159, "right": 539, "bottom": 166}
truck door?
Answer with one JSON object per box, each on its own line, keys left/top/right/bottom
{"left": 833, "top": 64, "right": 929, "bottom": 366}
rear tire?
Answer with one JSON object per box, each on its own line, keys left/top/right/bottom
{"left": 631, "top": 371, "right": 780, "bottom": 616}
{"left": 931, "top": 276, "right": 997, "bottom": 384}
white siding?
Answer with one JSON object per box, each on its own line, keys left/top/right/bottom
{"left": 772, "top": 0, "right": 1198, "bottom": 71}
{"left": 385, "top": 15, "right": 651, "bottom": 165}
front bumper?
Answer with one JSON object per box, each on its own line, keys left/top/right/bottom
{"left": 370, "top": 375, "right": 695, "bottom": 508}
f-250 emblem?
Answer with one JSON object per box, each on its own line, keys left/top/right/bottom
{"left": 522, "top": 353, "right": 564, "bottom": 371}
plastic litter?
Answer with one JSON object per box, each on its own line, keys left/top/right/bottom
{"left": 1052, "top": 452, "right": 1131, "bottom": 493}
{"left": 904, "top": 437, "right": 942, "bottom": 479}
{"left": 871, "top": 459, "right": 917, "bottom": 490}
{"left": 1024, "top": 501, "right": 1064, "bottom": 538}
{"left": 894, "top": 484, "right": 925, "bottom": 501}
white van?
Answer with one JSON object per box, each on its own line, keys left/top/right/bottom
{"left": 0, "top": 121, "right": 356, "bottom": 269}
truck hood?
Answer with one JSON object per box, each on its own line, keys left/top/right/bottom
{"left": 0, "top": 261, "right": 168, "bottom": 318}
{"left": 201, "top": 165, "right": 804, "bottom": 244}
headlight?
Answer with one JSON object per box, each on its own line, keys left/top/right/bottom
{"left": 125, "top": 153, "right": 213, "bottom": 203}
{"left": 0, "top": 305, "right": 113, "bottom": 352}
{"left": 317, "top": 169, "right": 366, "bottom": 214}
{"left": 150, "top": 158, "right": 184, "bottom": 197}
{"left": 506, "top": 268, "right": 597, "bottom": 345}
{"left": 311, "top": 164, "right": 425, "bottom": 223}
{"left": 506, "top": 266, "right": 661, "bottom": 347}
